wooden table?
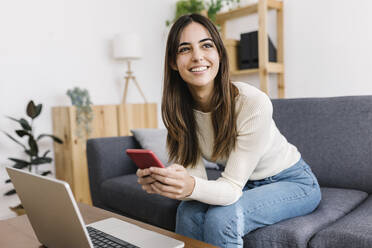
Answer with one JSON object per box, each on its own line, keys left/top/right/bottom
{"left": 0, "top": 203, "right": 216, "bottom": 248}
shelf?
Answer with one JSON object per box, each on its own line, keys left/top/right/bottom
{"left": 231, "top": 62, "right": 284, "bottom": 76}
{"left": 216, "top": 0, "right": 283, "bottom": 24}
{"left": 231, "top": 68, "right": 259, "bottom": 76}
{"left": 216, "top": 0, "right": 285, "bottom": 98}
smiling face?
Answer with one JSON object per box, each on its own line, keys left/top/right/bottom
{"left": 173, "top": 22, "right": 220, "bottom": 93}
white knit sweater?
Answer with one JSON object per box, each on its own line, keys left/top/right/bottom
{"left": 184, "top": 82, "right": 301, "bottom": 206}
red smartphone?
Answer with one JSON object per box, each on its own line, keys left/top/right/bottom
{"left": 126, "top": 149, "right": 165, "bottom": 169}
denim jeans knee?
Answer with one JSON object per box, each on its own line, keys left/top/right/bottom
{"left": 176, "top": 158, "right": 321, "bottom": 248}
{"left": 175, "top": 201, "right": 208, "bottom": 242}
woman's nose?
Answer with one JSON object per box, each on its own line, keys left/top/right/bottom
{"left": 191, "top": 48, "right": 204, "bottom": 62}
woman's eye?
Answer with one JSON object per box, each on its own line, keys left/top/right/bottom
{"left": 178, "top": 47, "right": 190, "bottom": 53}
{"left": 203, "top": 43, "right": 213, "bottom": 48}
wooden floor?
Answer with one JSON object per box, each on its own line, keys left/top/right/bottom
{"left": 0, "top": 166, "right": 18, "bottom": 220}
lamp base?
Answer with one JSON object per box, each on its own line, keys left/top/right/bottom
{"left": 122, "top": 60, "right": 147, "bottom": 104}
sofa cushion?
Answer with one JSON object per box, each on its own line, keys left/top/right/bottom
{"left": 242, "top": 187, "right": 368, "bottom": 248}
{"left": 101, "top": 173, "right": 181, "bottom": 230}
{"left": 309, "top": 195, "right": 372, "bottom": 248}
{"left": 100, "top": 169, "right": 221, "bottom": 231}
{"left": 272, "top": 96, "right": 372, "bottom": 193}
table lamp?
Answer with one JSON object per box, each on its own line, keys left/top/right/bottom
{"left": 113, "top": 33, "right": 147, "bottom": 104}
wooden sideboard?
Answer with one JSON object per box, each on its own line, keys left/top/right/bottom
{"left": 52, "top": 103, "right": 157, "bottom": 204}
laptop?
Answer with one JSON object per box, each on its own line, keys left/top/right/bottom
{"left": 6, "top": 167, "right": 184, "bottom": 248}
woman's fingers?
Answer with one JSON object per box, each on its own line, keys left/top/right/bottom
{"left": 142, "top": 184, "right": 155, "bottom": 194}
{"left": 151, "top": 181, "right": 182, "bottom": 194}
{"left": 150, "top": 173, "right": 182, "bottom": 187}
{"left": 138, "top": 164, "right": 193, "bottom": 199}
{"left": 138, "top": 175, "right": 156, "bottom": 185}
{"left": 167, "top": 163, "right": 186, "bottom": 171}
{"left": 149, "top": 166, "right": 184, "bottom": 179}
{"left": 151, "top": 183, "right": 183, "bottom": 199}
{"left": 136, "top": 168, "right": 151, "bottom": 178}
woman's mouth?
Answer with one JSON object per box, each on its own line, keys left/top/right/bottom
{"left": 189, "top": 66, "right": 209, "bottom": 73}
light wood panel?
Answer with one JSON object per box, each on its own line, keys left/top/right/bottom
{"left": 231, "top": 68, "right": 260, "bottom": 76}
{"left": 117, "top": 103, "right": 158, "bottom": 136}
{"left": 216, "top": 0, "right": 281, "bottom": 24}
{"left": 224, "top": 39, "right": 239, "bottom": 72}
{"left": 268, "top": 0, "right": 283, "bottom": 9}
{"left": 52, "top": 107, "right": 74, "bottom": 191}
{"left": 216, "top": 4, "right": 258, "bottom": 24}
{"left": 258, "top": 0, "right": 269, "bottom": 94}
{"left": 267, "top": 62, "right": 284, "bottom": 73}
{"left": 52, "top": 103, "right": 158, "bottom": 204}
{"left": 277, "top": 4, "right": 285, "bottom": 98}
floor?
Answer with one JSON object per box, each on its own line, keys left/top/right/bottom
{"left": 0, "top": 166, "right": 18, "bottom": 220}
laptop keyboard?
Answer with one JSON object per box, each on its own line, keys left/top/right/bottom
{"left": 87, "top": 226, "right": 140, "bottom": 248}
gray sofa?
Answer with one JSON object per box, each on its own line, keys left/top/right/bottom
{"left": 87, "top": 96, "right": 372, "bottom": 248}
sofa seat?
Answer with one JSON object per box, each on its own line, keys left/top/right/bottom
{"left": 101, "top": 173, "right": 181, "bottom": 230}
{"left": 242, "top": 187, "right": 368, "bottom": 248}
{"left": 100, "top": 169, "right": 222, "bottom": 231}
{"left": 309, "top": 195, "right": 372, "bottom": 248}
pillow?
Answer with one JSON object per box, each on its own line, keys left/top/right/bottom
{"left": 130, "top": 128, "right": 220, "bottom": 170}
{"left": 131, "top": 128, "right": 169, "bottom": 165}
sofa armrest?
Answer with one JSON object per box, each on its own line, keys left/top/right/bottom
{"left": 86, "top": 136, "right": 140, "bottom": 207}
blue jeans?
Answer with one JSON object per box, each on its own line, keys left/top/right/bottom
{"left": 175, "top": 158, "right": 321, "bottom": 248}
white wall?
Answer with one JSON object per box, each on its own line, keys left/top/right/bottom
{"left": 230, "top": 0, "right": 372, "bottom": 98}
{"left": 0, "top": 0, "right": 371, "bottom": 217}
{"left": 0, "top": 0, "right": 175, "bottom": 169}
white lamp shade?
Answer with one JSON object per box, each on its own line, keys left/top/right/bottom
{"left": 113, "top": 33, "right": 142, "bottom": 60}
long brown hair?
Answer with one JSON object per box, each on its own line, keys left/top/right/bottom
{"left": 162, "top": 13, "right": 238, "bottom": 167}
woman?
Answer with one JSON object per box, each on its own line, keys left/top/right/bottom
{"left": 137, "top": 13, "right": 321, "bottom": 248}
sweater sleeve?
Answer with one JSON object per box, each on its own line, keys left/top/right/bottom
{"left": 185, "top": 92, "right": 273, "bottom": 205}
{"left": 185, "top": 157, "right": 208, "bottom": 180}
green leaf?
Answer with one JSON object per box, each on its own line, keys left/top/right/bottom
{"left": 9, "top": 158, "right": 29, "bottom": 163}
{"left": 42, "top": 150, "right": 51, "bottom": 157}
{"left": 13, "top": 163, "right": 29, "bottom": 169}
{"left": 2, "top": 132, "right": 26, "bottom": 149}
{"left": 37, "top": 134, "right": 63, "bottom": 144}
{"left": 15, "top": 129, "right": 30, "bottom": 138}
{"left": 41, "top": 170, "right": 52, "bottom": 176}
{"left": 32, "top": 157, "right": 52, "bottom": 165}
{"left": 4, "top": 189, "right": 16, "bottom": 196}
{"left": 27, "top": 101, "right": 42, "bottom": 119}
{"left": 26, "top": 101, "right": 36, "bottom": 118}
{"left": 8, "top": 158, "right": 31, "bottom": 170}
{"left": 6, "top": 116, "right": 32, "bottom": 131}
{"left": 19, "top": 118, "right": 32, "bottom": 131}
{"left": 8, "top": 158, "right": 30, "bottom": 168}
{"left": 35, "top": 104, "right": 42, "bottom": 118}
{"left": 28, "top": 136, "right": 38, "bottom": 156}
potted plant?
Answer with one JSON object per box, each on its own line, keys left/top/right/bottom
{"left": 3, "top": 100, "right": 63, "bottom": 215}
{"left": 166, "top": 0, "right": 240, "bottom": 26}
{"left": 66, "top": 87, "right": 93, "bottom": 138}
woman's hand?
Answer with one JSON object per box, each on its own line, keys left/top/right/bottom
{"left": 147, "top": 164, "right": 195, "bottom": 200}
{"left": 136, "top": 168, "right": 157, "bottom": 194}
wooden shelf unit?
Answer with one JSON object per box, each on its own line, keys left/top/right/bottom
{"left": 216, "top": 0, "right": 285, "bottom": 98}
